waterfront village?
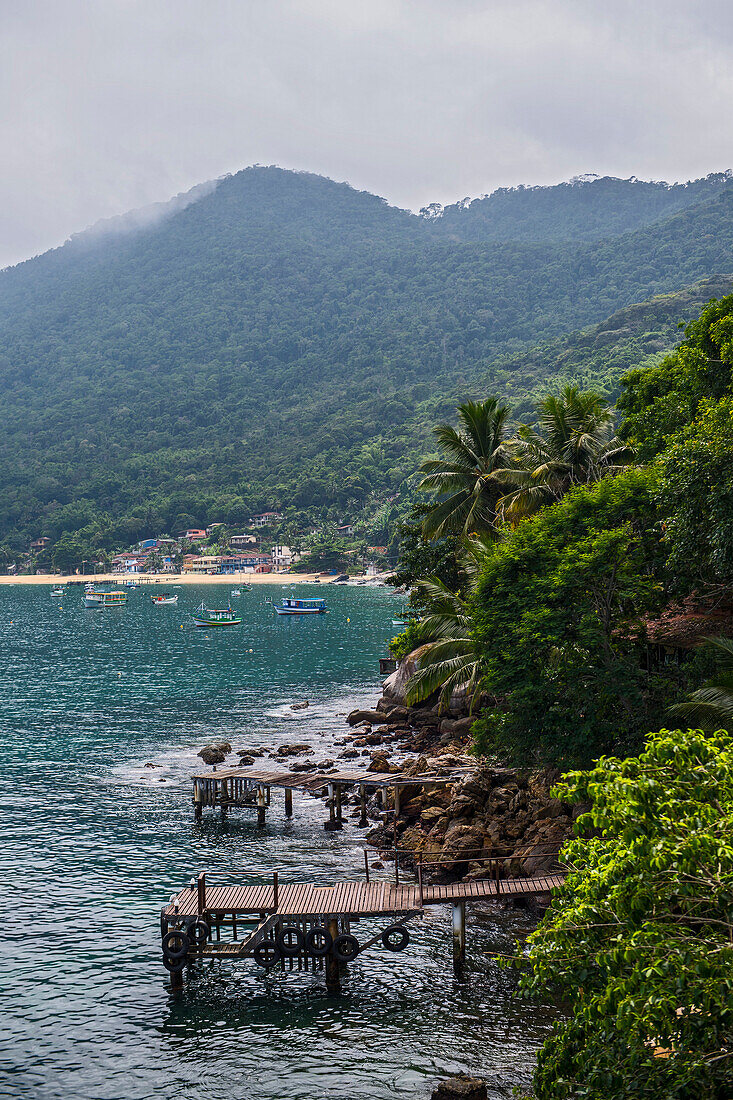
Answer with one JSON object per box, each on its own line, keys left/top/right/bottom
{"left": 14, "top": 512, "right": 391, "bottom": 577}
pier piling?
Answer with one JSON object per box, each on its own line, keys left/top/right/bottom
{"left": 325, "top": 916, "right": 341, "bottom": 993}
{"left": 452, "top": 900, "right": 466, "bottom": 976}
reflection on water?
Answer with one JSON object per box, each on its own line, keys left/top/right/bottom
{"left": 0, "top": 584, "right": 554, "bottom": 1099}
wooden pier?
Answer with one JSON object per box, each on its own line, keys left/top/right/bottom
{"left": 160, "top": 855, "right": 565, "bottom": 992}
{"left": 192, "top": 762, "right": 470, "bottom": 829}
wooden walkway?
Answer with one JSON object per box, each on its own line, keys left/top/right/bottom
{"left": 192, "top": 762, "right": 470, "bottom": 828}
{"left": 165, "top": 873, "right": 564, "bottom": 920}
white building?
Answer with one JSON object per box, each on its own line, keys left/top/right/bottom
{"left": 271, "top": 544, "right": 297, "bottom": 570}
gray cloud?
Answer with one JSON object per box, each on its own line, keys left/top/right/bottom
{"left": 1, "top": 0, "right": 732, "bottom": 268}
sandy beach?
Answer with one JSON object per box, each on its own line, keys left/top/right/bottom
{"left": 0, "top": 572, "right": 341, "bottom": 586}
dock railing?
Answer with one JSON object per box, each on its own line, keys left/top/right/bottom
{"left": 370, "top": 844, "right": 567, "bottom": 889}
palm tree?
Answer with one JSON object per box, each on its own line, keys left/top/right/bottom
{"left": 669, "top": 636, "right": 733, "bottom": 730}
{"left": 418, "top": 398, "right": 514, "bottom": 539}
{"left": 403, "top": 535, "right": 493, "bottom": 711}
{"left": 499, "top": 387, "right": 632, "bottom": 521}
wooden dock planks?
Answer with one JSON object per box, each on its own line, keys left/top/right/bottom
{"left": 165, "top": 873, "right": 565, "bottom": 920}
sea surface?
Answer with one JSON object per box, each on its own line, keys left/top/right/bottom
{"left": 0, "top": 583, "right": 554, "bottom": 1100}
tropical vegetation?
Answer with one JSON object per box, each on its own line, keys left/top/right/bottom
{"left": 518, "top": 726, "right": 733, "bottom": 1100}
{"left": 388, "top": 289, "right": 733, "bottom": 1098}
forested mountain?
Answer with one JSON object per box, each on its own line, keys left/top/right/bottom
{"left": 2, "top": 166, "right": 733, "bottom": 549}
{"left": 433, "top": 172, "right": 733, "bottom": 242}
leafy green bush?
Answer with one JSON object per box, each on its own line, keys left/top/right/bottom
{"left": 520, "top": 726, "right": 733, "bottom": 1100}
{"left": 470, "top": 469, "right": 677, "bottom": 765}
{"left": 388, "top": 620, "right": 422, "bottom": 660}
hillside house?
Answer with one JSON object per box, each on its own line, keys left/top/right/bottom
{"left": 251, "top": 512, "right": 283, "bottom": 529}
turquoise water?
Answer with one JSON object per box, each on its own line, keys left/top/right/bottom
{"left": 0, "top": 584, "right": 553, "bottom": 1100}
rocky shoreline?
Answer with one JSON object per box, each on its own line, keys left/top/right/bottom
{"left": 341, "top": 658, "right": 577, "bottom": 892}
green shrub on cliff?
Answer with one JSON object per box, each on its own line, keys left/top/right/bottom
{"left": 520, "top": 727, "right": 733, "bottom": 1100}
{"left": 470, "top": 468, "right": 676, "bottom": 766}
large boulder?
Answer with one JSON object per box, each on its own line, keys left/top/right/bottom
{"left": 197, "top": 746, "right": 227, "bottom": 766}
{"left": 431, "top": 1074, "right": 488, "bottom": 1100}
{"left": 438, "top": 825, "right": 486, "bottom": 872}
{"left": 367, "top": 751, "right": 396, "bottom": 773}
{"left": 275, "top": 743, "right": 313, "bottom": 757}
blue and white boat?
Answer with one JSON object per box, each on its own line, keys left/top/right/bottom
{"left": 274, "top": 597, "right": 327, "bottom": 615}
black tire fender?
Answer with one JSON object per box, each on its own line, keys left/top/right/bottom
{"left": 190, "top": 919, "right": 210, "bottom": 946}
{"left": 162, "top": 929, "right": 190, "bottom": 961}
{"left": 304, "top": 926, "right": 333, "bottom": 957}
{"left": 253, "top": 939, "right": 281, "bottom": 969}
{"left": 276, "top": 925, "right": 306, "bottom": 957}
{"left": 332, "top": 933, "right": 360, "bottom": 962}
{"left": 162, "top": 954, "right": 186, "bottom": 973}
{"left": 381, "top": 924, "right": 410, "bottom": 952}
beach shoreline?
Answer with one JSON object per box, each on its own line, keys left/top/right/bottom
{"left": 0, "top": 572, "right": 350, "bottom": 586}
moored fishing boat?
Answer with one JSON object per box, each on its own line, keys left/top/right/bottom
{"left": 151, "top": 593, "right": 178, "bottom": 605}
{"left": 192, "top": 602, "right": 242, "bottom": 627}
{"left": 230, "top": 588, "right": 241, "bottom": 597}
{"left": 84, "top": 588, "right": 127, "bottom": 609}
{"left": 50, "top": 586, "right": 65, "bottom": 598}
{"left": 274, "top": 597, "right": 327, "bottom": 615}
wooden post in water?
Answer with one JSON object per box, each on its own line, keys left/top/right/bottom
{"left": 452, "top": 900, "right": 466, "bottom": 976}
{"left": 193, "top": 780, "right": 203, "bottom": 821}
{"left": 335, "top": 783, "right": 343, "bottom": 828}
{"left": 284, "top": 787, "right": 293, "bottom": 818}
{"left": 364, "top": 849, "right": 370, "bottom": 883}
{"left": 359, "top": 783, "right": 368, "bottom": 827}
{"left": 325, "top": 916, "right": 341, "bottom": 993}
{"left": 197, "top": 872, "right": 206, "bottom": 915}
{"left": 273, "top": 871, "right": 279, "bottom": 911}
{"left": 393, "top": 783, "right": 401, "bottom": 840}
{"left": 257, "top": 786, "right": 266, "bottom": 828}
{"left": 220, "top": 779, "right": 228, "bottom": 822}
{"left": 324, "top": 783, "right": 341, "bottom": 830}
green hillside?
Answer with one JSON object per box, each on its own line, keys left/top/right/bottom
{"left": 434, "top": 172, "right": 733, "bottom": 242}
{"left": 485, "top": 273, "right": 733, "bottom": 420}
{"left": 2, "top": 166, "right": 733, "bottom": 549}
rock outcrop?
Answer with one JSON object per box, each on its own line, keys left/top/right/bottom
{"left": 431, "top": 1074, "right": 488, "bottom": 1100}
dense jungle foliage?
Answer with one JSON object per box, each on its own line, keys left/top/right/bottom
{"left": 393, "top": 292, "right": 733, "bottom": 766}
{"left": 521, "top": 727, "right": 733, "bottom": 1100}
{"left": 2, "top": 167, "right": 733, "bottom": 552}
{"left": 391, "top": 293, "right": 733, "bottom": 1100}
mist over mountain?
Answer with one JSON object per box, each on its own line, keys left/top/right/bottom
{"left": 2, "top": 165, "right": 733, "bottom": 548}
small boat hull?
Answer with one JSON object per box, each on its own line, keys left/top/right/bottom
{"left": 274, "top": 607, "right": 327, "bottom": 614}
{"left": 192, "top": 615, "right": 242, "bottom": 627}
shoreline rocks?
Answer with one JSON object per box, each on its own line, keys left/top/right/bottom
{"left": 339, "top": 667, "right": 575, "bottom": 886}
{"left": 431, "top": 1074, "right": 488, "bottom": 1100}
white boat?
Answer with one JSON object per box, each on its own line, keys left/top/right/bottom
{"left": 84, "top": 589, "right": 127, "bottom": 609}
{"left": 151, "top": 593, "right": 178, "bottom": 605}
{"left": 230, "top": 588, "right": 242, "bottom": 597}
{"left": 274, "top": 597, "right": 327, "bottom": 615}
{"left": 50, "top": 586, "right": 65, "bottom": 597}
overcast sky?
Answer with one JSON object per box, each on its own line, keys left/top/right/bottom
{"left": 1, "top": 0, "right": 733, "bottom": 268}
